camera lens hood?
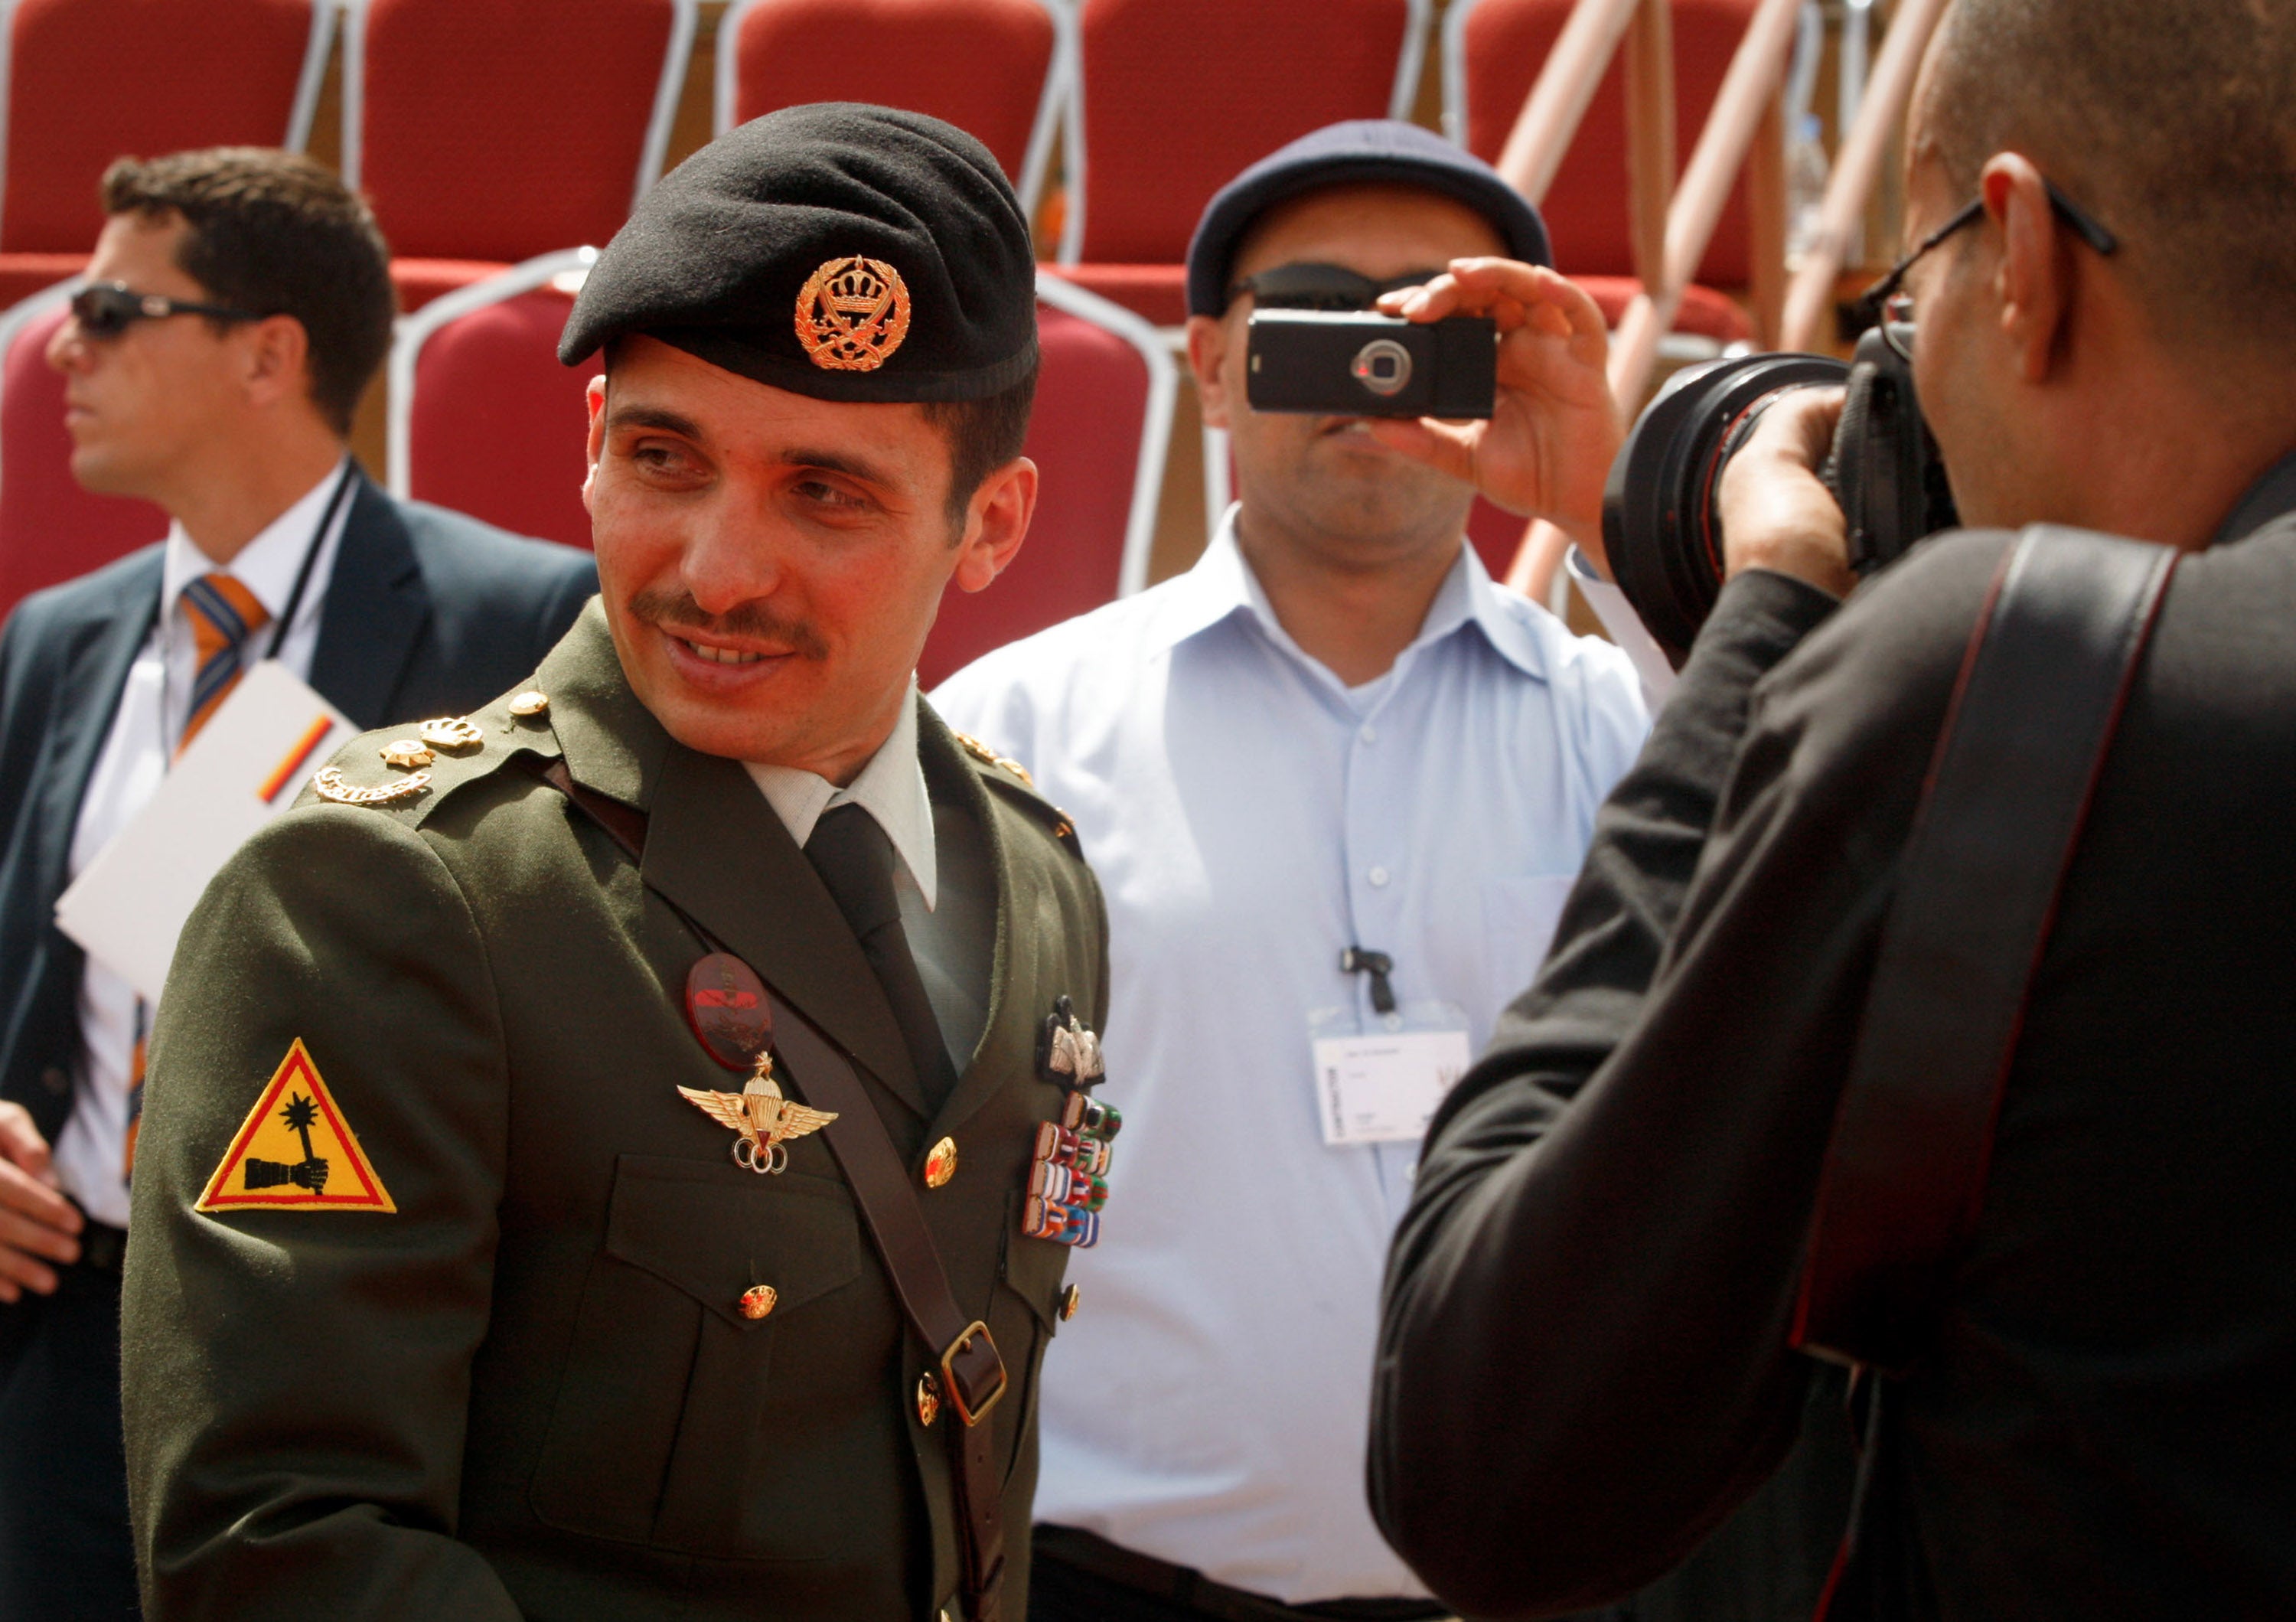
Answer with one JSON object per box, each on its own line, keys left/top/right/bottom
{"left": 1603, "top": 353, "right": 1848, "bottom": 657}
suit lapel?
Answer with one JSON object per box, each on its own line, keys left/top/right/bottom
{"left": 539, "top": 606, "right": 927, "bottom": 1118}
{"left": 33, "top": 555, "right": 164, "bottom": 910}
{"left": 916, "top": 705, "right": 1036, "bottom": 1141}
{"left": 308, "top": 472, "right": 427, "bottom": 729}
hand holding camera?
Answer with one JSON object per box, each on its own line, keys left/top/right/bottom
{"left": 1365, "top": 259, "right": 1622, "bottom": 558}
{"left": 1714, "top": 387, "right": 1859, "bottom": 597}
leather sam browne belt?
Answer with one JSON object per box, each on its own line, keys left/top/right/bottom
{"left": 541, "top": 760, "right": 1013, "bottom": 1622}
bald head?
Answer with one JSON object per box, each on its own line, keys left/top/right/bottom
{"left": 1919, "top": 0, "right": 2296, "bottom": 361}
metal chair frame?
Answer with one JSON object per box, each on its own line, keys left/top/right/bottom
{"left": 341, "top": 0, "right": 697, "bottom": 217}
{"left": 713, "top": 0, "right": 1070, "bottom": 221}
{"left": 1056, "top": 0, "right": 1432, "bottom": 266}
{"left": 0, "top": 0, "right": 334, "bottom": 245}
{"left": 384, "top": 244, "right": 598, "bottom": 503}
{"left": 1032, "top": 263, "right": 1176, "bottom": 599}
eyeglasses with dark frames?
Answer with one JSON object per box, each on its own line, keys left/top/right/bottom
{"left": 67, "top": 281, "right": 263, "bottom": 341}
{"left": 1857, "top": 179, "right": 2119, "bottom": 361}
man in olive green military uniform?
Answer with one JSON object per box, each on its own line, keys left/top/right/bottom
{"left": 119, "top": 104, "right": 1110, "bottom": 1622}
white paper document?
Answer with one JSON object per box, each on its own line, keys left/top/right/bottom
{"left": 1313, "top": 1029, "right": 1474, "bottom": 1147}
{"left": 54, "top": 661, "right": 351, "bottom": 1004}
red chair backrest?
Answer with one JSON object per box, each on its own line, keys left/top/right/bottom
{"left": 352, "top": 0, "right": 680, "bottom": 263}
{"left": 918, "top": 299, "right": 1149, "bottom": 687}
{"left": 1073, "top": 0, "right": 1419, "bottom": 264}
{"left": 2, "top": 0, "right": 318, "bottom": 253}
{"left": 404, "top": 285, "right": 598, "bottom": 549}
{"left": 722, "top": 0, "right": 1054, "bottom": 182}
{"left": 1455, "top": 0, "right": 1758, "bottom": 284}
{"left": 0, "top": 301, "right": 167, "bottom": 624}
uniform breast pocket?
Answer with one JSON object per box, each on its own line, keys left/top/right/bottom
{"left": 1481, "top": 873, "right": 1582, "bottom": 997}
{"left": 530, "top": 1154, "right": 866, "bottom": 1556}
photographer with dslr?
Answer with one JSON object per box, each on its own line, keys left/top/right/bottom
{"left": 1370, "top": 1, "right": 2296, "bottom": 1616}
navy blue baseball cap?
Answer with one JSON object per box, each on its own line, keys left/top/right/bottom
{"left": 1184, "top": 119, "right": 1553, "bottom": 318}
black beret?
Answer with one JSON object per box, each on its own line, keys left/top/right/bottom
{"left": 560, "top": 102, "right": 1037, "bottom": 402}
{"left": 1186, "top": 120, "right": 1552, "bottom": 318}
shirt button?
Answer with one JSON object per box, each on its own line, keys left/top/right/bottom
{"left": 1358, "top": 723, "right": 1378, "bottom": 744}
{"left": 1368, "top": 866, "right": 1391, "bottom": 887}
{"left": 40, "top": 1066, "right": 69, "bottom": 1096}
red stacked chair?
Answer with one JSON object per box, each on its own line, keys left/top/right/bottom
{"left": 0, "top": 289, "right": 168, "bottom": 625}
{"left": 716, "top": 0, "right": 1064, "bottom": 214}
{"left": 390, "top": 259, "right": 1170, "bottom": 680}
{"left": 341, "top": 0, "right": 696, "bottom": 311}
{"left": 1443, "top": 0, "right": 1760, "bottom": 342}
{"left": 389, "top": 250, "right": 600, "bottom": 549}
{"left": 1049, "top": 0, "right": 1431, "bottom": 327}
{"left": 0, "top": 0, "right": 330, "bottom": 309}
{"left": 921, "top": 273, "right": 1174, "bottom": 686}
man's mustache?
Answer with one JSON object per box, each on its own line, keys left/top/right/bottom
{"left": 628, "top": 588, "right": 828, "bottom": 661}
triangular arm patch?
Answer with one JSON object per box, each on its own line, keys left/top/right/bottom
{"left": 194, "top": 1039, "right": 397, "bottom": 1213}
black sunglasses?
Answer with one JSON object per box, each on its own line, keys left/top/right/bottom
{"left": 68, "top": 281, "right": 263, "bottom": 340}
{"left": 1225, "top": 262, "right": 1446, "bottom": 314}
{"left": 1857, "top": 179, "right": 2119, "bottom": 360}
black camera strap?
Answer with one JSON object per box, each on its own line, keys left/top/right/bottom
{"left": 1792, "top": 525, "right": 2177, "bottom": 1618}
{"left": 1794, "top": 525, "right": 2177, "bottom": 1369}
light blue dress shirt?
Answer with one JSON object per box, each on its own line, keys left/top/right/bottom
{"left": 932, "top": 514, "right": 1649, "bottom": 1604}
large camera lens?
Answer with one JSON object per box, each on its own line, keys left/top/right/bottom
{"left": 1601, "top": 328, "right": 1958, "bottom": 662}
{"left": 1602, "top": 354, "right": 1848, "bottom": 658}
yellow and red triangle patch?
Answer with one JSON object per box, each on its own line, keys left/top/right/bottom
{"left": 195, "top": 1039, "right": 396, "bottom": 1213}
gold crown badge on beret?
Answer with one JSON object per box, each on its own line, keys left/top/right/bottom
{"left": 795, "top": 256, "right": 912, "bottom": 372}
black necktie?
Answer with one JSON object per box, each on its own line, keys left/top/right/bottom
{"left": 805, "top": 802, "right": 960, "bottom": 1108}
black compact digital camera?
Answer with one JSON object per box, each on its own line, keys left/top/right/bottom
{"left": 1602, "top": 323, "right": 1958, "bottom": 659}
{"left": 1246, "top": 310, "right": 1499, "bottom": 420}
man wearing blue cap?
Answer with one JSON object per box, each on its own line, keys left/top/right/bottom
{"left": 934, "top": 122, "right": 1648, "bottom": 1620}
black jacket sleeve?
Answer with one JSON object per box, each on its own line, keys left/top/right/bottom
{"left": 1371, "top": 536, "right": 2008, "bottom": 1617}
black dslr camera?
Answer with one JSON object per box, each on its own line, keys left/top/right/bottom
{"left": 1602, "top": 322, "right": 1957, "bottom": 659}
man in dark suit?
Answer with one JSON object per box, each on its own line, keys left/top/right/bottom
{"left": 0, "top": 146, "right": 592, "bottom": 1617}
{"left": 1369, "top": 0, "right": 2296, "bottom": 1617}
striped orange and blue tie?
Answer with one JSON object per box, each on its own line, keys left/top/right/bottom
{"left": 178, "top": 572, "right": 270, "bottom": 752}
{"left": 126, "top": 571, "right": 272, "bottom": 1181}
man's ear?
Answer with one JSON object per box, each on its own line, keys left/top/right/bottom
{"left": 241, "top": 314, "right": 312, "bottom": 410}
{"left": 1983, "top": 153, "right": 2073, "bottom": 386}
{"left": 951, "top": 456, "right": 1039, "bottom": 594}
{"left": 1188, "top": 312, "right": 1237, "bottom": 431}
{"left": 580, "top": 372, "right": 608, "bottom": 513}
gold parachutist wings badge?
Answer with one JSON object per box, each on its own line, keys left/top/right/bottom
{"left": 677, "top": 1053, "right": 838, "bottom": 1174}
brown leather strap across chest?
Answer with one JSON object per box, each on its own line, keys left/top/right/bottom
{"left": 540, "top": 759, "right": 1011, "bottom": 1621}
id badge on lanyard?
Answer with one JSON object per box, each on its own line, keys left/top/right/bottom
{"left": 1309, "top": 945, "right": 1471, "bottom": 1147}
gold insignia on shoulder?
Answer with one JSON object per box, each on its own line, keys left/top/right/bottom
{"left": 380, "top": 739, "right": 434, "bottom": 771}
{"left": 508, "top": 690, "right": 550, "bottom": 718}
{"left": 314, "top": 767, "right": 430, "bottom": 806}
{"left": 954, "top": 731, "right": 1034, "bottom": 789}
{"left": 677, "top": 1051, "right": 838, "bottom": 1175}
{"left": 418, "top": 716, "right": 484, "bottom": 752}
{"left": 794, "top": 256, "right": 911, "bottom": 373}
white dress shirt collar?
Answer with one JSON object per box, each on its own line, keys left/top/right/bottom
{"left": 1153, "top": 504, "right": 1551, "bottom": 689}
{"left": 742, "top": 684, "right": 938, "bottom": 909}
{"left": 158, "top": 457, "right": 354, "bottom": 629}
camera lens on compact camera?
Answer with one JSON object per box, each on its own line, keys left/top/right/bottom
{"left": 1352, "top": 338, "right": 1413, "bottom": 397}
{"left": 1600, "top": 325, "right": 1956, "bottom": 661}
